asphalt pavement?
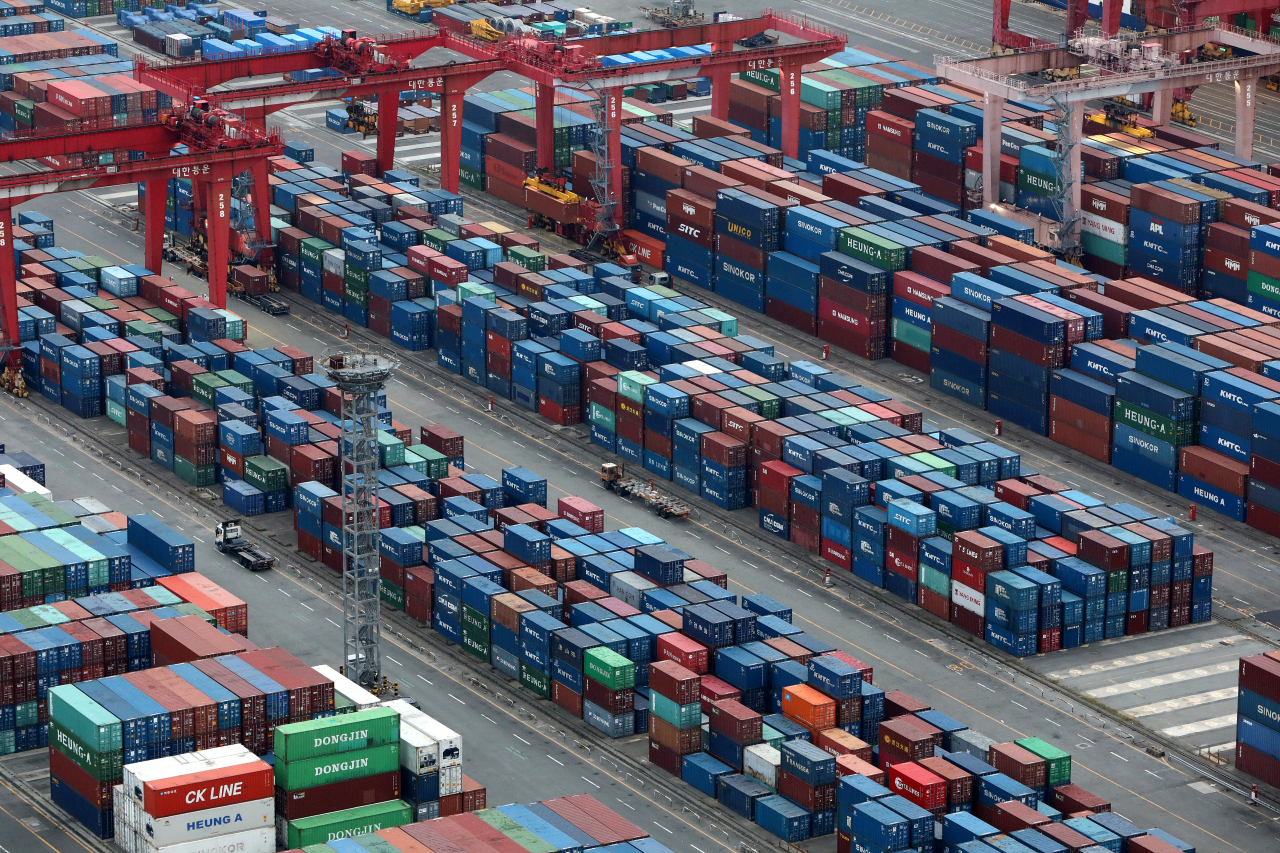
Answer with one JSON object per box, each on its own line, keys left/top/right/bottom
{"left": 5, "top": 1, "right": 1280, "bottom": 851}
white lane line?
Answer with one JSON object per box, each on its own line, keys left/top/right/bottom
{"left": 417, "top": 675, "right": 433, "bottom": 685}
{"left": 1162, "top": 714, "right": 1237, "bottom": 737}
{"left": 770, "top": 574, "right": 785, "bottom": 582}
{"left": 915, "top": 650, "right": 929, "bottom": 657}
{"left": 193, "top": 536, "right": 204, "bottom": 544}
{"left": 653, "top": 822, "right": 672, "bottom": 834}
{"left": 581, "top": 776, "right": 600, "bottom": 788}
{"left": 1047, "top": 638, "right": 1246, "bottom": 680}
{"left": 73, "top": 461, "right": 84, "bottom": 468}
{"left": 93, "top": 472, "right": 104, "bottom": 480}
{"left": 279, "top": 589, "right": 292, "bottom": 597}
{"left": 1012, "top": 700, "right": 1028, "bottom": 709}
{"left": 687, "top": 532, "right": 700, "bottom": 539}
{"left": 513, "top": 734, "right": 530, "bottom": 744}
{"left": 742, "top": 560, "right": 757, "bottom": 568}
{"left": 980, "top": 683, "right": 996, "bottom": 692}
{"left": 547, "top": 755, "right": 564, "bottom": 766}
{"left": 386, "top": 656, "right": 401, "bottom": 665}
{"left": 1045, "top": 718, "right": 1061, "bottom": 727}
{"left": 1122, "top": 687, "right": 1238, "bottom": 718}
{"left": 481, "top": 714, "right": 498, "bottom": 724}
{"left": 326, "top": 618, "right": 340, "bottom": 627}
{"left": 799, "top": 589, "right": 812, "bottom": 597}
{"left": 883, "top": 634, "right": 900, "bottom": 643}
{"left": 714, "top": 545, "right": 730, "bottom": 554}
{"left": 826, "top": 603, "right": 838, "bottom": 611}
{"left": 300, "top": 603, "right": 313, "bottom": 611}
{"left": 449, "top": 693, "right": 466, "bottom": 704}
{"left": 1111, "top": 752, "right": 1129, "bottom": 762}
{"left": 616, "top": 798, "right": 636, "bottom": 811}
{"left": 1084, "top": 661, "right": 1237, "bottom": 698}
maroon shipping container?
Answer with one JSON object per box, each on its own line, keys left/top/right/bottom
{"left": 708, "top": 699, "right": 762, "bottom": 744}
{"left": 583, "top": 677, "right": 634, "bottom": 715}
{"left": 1078, "top": 530, "right": 1129, "bottom": 571}
{"left": 918, "top": 756, "right": 974, "bottom": 809}
{"left": 990, "top": 325, "right": 1067, "bottom": 368}
{"left": 1240, "top": 653, "right": 1280, "bottom": 704}
{"left": 421, "top": 424, "right": 464, "bottom": 458}
{"left": 988, "top": 742, "right": 1047, "bottom": 788}
{"left": 1049, "top": 418, "right": 1112, "bottom": 463}
{"left": 1039, "top": 822, "right": 1096, "bottom": 852}
{"left": 992, "top": 800, "right": 1050, "bottom": 833}
{"left": 778, "top": 770, "right": 836, "bottom": 811}
{"left": 1129, "top": 838, "right": 1188, "bottom": 853}
{"left": 1179, "top": 446, "right": 1248, "bottom": 495}
{"left": 878, "top": 717, "right": 934, "bottom": 760}
{"left": 1081, "top": 185, "right": 1130, "bottom": 224}
{"left": 953, "top": 532, "right": 1001, "bottom": 571}
{"left": 274, "top": 771, "right": 400, "bottom": 820}
{"left": 647, "top": 738, "right": 683, "bottom": 775}
{"left": 1236, "top": 741, "right": 1280, "bottom": 789}
{"left": 1049, "top": 783, "right": 1110, "bottom": 813}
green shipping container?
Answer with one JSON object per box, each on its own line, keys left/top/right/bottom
{"left": 421, "top": 229, "right": 455, "bottom": 252}
{"left": 1247, "top": 270, "right": 1280, "bottom": 301}
{"left": 191, "top": 373, "right": 230, "bottom": 405}
{"left": 839, "top": 227, "right": 906, "bottom": 272}
{"left": 49, "top": 719, "right": 123, "bottom": 782}
{"left": 649, "top": 691, "right": 701, "bottom": 729}
{"left": 244, "top": 455, "right": 289, "bottom": 492}
{"left": 1017, "top": 167, "right": 1061, "bottom": 197}
{"left": 918, "top": 564, "right": 951, "bottom": 598}
{"left": 106, "top": 398, "right": 126, "bottom": 426}
{"left": 461, "top": 603, "right": 489, "bottom": 636}
{"left": 472, "top": 808, "right": 556, "bottom": 853}
{"left": 300, "top": 237, "right": 333, "bottom": 267}
{"left": 912, "top": 452, "right": 956, "bottom": 479}
{"left": 345, "top": 263, "right": 371, "bottom": 289}
{"left": 1015, "top": 737, "right": 1071, "bottom": 786}
{"left": 377, "top": 432, "right": 404, "bottom": 467}
{"left": 174, "top": 456, "right": 216, "bottom": 487}
{"left": 274, "top": 742, "right": 399, "bottom": 791}
{"left": 507, "top": 246, "right": 544, "bottom": 271}
{"left": 587, "top": 403, "right": 615, "bottom": 431}
{"left": 275, "top": 707, "right": 400, "bottom": 763}
{"left": 462, "top": 626, "right": 490, "bottom": 662}
{"left": 616, "top": 370, "right": 656, "bottom": 403}
{"left": 380, "top": 580, "right": 405, "bottom": 611}
{"left": 460, "top": 165, "right": 484, "bottom": 190}
{"left": 584, "top": 647, "right": 635, "bottom": 690}
{"left": 519, "top": 661, "right": 550, "bottom": 698}
{"left": 739, "top": 386, "right": 780, "bottom": 419}
{"left": 1106, "top": 569, "right": 1128, "bottom": 594}
{"left": 285, "top": 800, "right": 413, "bottom": 848}
{"left": 1113, "top": 400, "right": 1197, "bottom": 445}
{"left": 216, "top": 369, "right": 255, "bottom": 395}
{"left": 741, "top": 67, "right": 780, "bottom": 91}
{"left": 48, "top": 686, "right": 122, "bottom": 753}
{"left": 1080, "top": 232, "right": 1126, "bottom": 267}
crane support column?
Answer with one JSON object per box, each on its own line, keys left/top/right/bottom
{"left": 440, "top": 91, "right": 463, "bottom": 194}
{"left": 607, "top": 85, "right": 624, "bottom": 229}
{"left": 144, "top": 178, "right": 167, "bottom": 276}
{"left": 1236, "top": 76, "right": 1259, "bottom": 160}
{"left": 377, "top": 91, "right": 397, "bottom": 176}
{"left": 1100, "top": 0, "right": 1123, "bottom": 36}
{"left": 536, "top": 82, "right": 556, "bottom": 173}
{"left": 205, "top": 168, "right": 233, "bottom": 308}
{"left": 1067, "top": 0, "right": 1089, "bottom": 38}
{"left": 0, "top": 204, "right": 16, "bottom": 368}
{"left": 994, "top": 0, "right": 1013, "bottom": 44}
{"left": 710, "top": 66, "right": 731, "bottom": 120}
{"left": 983, "top": 93, "right": 1005, "bottom": 208}
{"left": 778, "top": 62, "right": 801, "bottom": 160}
{"left": 251, "top": 158, "right": 273, "bottom": 268}
{"left": 1152, "top": 88, "right": 1172, "bottom": 127}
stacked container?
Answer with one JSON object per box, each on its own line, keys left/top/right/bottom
{"left": 1237, "top": 652, "right": 1280, "bottom": 787}
{"left": 384, "top": 699, "right": 465, "bottom": 818}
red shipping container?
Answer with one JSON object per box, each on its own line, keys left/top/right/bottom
{"left": 778, "top": 770, "right": 835, "bottom": 811}
{"left": 885, "top": 761, "right": 946, "bottom": 810}
{"left": 648, "top": 660, "right": 701, "bottom": 705}
{"left": 656, "top": 633, "right": 708, "bottom": 673}
{"left": 708, "top": 699, "right": 762, "bottom": 744}
{"left": 142, "top": 760, "right": 274, "bottom": 818}
{"left": 1049, "top": 783, "right": 1110, "bottom": 813}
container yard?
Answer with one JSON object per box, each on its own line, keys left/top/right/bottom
{"left": 4, "top": 1, "right": 1280, "bottom": 853}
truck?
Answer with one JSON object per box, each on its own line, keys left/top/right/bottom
{"left": 214, "top": 518, "right": 276, "bottom": 571}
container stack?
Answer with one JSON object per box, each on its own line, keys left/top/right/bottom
{"left": 719, "top": 187, "right": 785, "bottom": 320}
{"left": 911, "top": 108, "right": 976, "bottom": 208}
{"left": 111, "top": 745, "right": 274, "bottom": 853}
{"left": 273, "top": 706, "right": 409, "bottom": 846}
{"left": 1237, "top": 652, "right": 1280, "bottom": 787}
{"left": 866, "top": 109, "right": 912, "bottom": 182}
{"left": 1111, "top": 363, "right": 1200, "bottom": 492}
{"left": 648, "top": 660, "right": 703, "bottom": 775}
{"left": 1127, "top": 182, "right": 1205, "bottom": 295}
{"left": 1080, "top": 181, "right": 1130, "bottom": 276}
{"left": 930, "top": 291, "right": 990, "bottom": 411}
{"left": 988, "top": 294, "right": 1075, "bottom": 437}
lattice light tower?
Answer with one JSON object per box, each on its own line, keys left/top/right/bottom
{"left": 323, "top": 344, "right": 400, "bottom": 687}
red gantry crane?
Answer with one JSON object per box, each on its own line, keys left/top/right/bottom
{"left": 0, "top": 110, "right": 282, "bottom": 367}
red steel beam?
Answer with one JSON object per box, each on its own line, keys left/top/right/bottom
{"left": 0, "top": 143, "right": 282, "bottom": 358}
{"left": 548, "top": 10, "right": 841, "bottom": 58}
{"left": 0, "top": 122, "right": 179, "bottom": 163}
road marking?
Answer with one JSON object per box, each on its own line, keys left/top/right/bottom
{"left": 688, "top": 532, "right": 700, "bottom": 539}
{"left": 1121, "top": 687, "right": 1238, "bottom": 718}
{"left": 112, "top": 484, "right": 122, "bottom": 491}
{"left": 826, "top": 603, "right": 839, "bottom": 611}
{"left": 743, "top": 560, "right": 757, "bottom": 569}
{"left": 73, "top": 461, "right": 84, "bottom": 468}
{"left": 93, "top": 472, "right": 104, "bottom": 480}
{"left": 1012, "top": 700, "right": 1028, "bottom": 709}
{"left": 1083, "top": 661, "right": 1237, "bottom": 697}
{"left": 581, "top": 776, "right": 600, "bottom": 788}
{"left": 915, "top": 650, "right": 929, "bottom": 657}
{"left": 511, "top": 441, "right": 523, "bottom": 447}
{"left": 1162, "top": 714, "right": 1237, "bottom": 737}
{"left": 883, "top": 634, "right": 900, "bottom": 643}
{"left": 691, "top": 847, "right": 706, "bottom": 853}
{"left": 547, "top": 755, "right": 564, "bottom": 766}
{"left": 616, "top": 798, "right": 636, "bottom": 811}
{"left": 279, "top": 589, "right": 292, "bottom": 597}
{"left": 770, "top": 574, "right": 785, "bottom": 582}
{"left": 300, "top": 603, "right": 313, "bottom": 611}
{"left": 799, "top": 589, "right": 812, "bottom": 597}
{"left": 653, "top": 822, "right": 673, "bottom": 834}
{"left": 417, "top": 675, "right": 433, "bottom": 685}
{"left": 980, "top": 683, "right": 996, "bottom": 692}
{"left": 386, "top": 656, "right": 401, "bottom": 665}
{"left": 1045, "top": 718, "right": 1061, "bottom": 727}
{"left": 513, "top": 734, "right": 530, "bottom": 744}
{"left": 1047, "top": 638, "right": 1245, "bottom": 680}
{"left": 449, "top": 693, "right": 466, "bottom": 704}
{"left": 482, "top": 714, "right": 497, "bottom": 724}
{"left": 1110, "top": 752, "right": 1129, "bottom": 762}
{"left": 327, "top": 618, "right": 340, "bottom": 627}
{"left": 1146, "top": 769, "right": 1161, "bottom": 778}
{"left": 194, "top": 536, "right": 204, "bottom": 544}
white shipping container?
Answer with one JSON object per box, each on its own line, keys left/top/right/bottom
{"left": 609, "top": 571, "right": 656, "bottom": 610}
{"left": 0, "top": 465, "right": 51, "bottom": 498}
{"left": 438, "top": 763, "right": 463, "bottom": 796}
{"left": 322, "top": 249, "right": 346, "bottom": 276}
{"left": 138, "top": 797, "right": 273, "bottom": 848}
{"left": 123, "top": 746, "right": 260, "bottom": 803}
{"left": 398, "top": 725, "right": 439, "bottom": 774}
{"left": 148, "top": 827, "right": 275, "bottom": 853}
{"left": 744, "top": 743, "right": 780, "bottom": 790}
{"left": 384, "top": 700, "right": 462, "bottom": 767}
{"left": 312, "top": 665, "right": 381, "bottom": 710}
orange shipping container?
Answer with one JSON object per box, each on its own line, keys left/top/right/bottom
{"left": 814, "top": 728, "right": 873, "bottom": 762}
{"left": 780, "top": 684, "right": 837, "bottom": 730}
{"left": 157, "top": 573, "right": 248, "bottom": 636}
